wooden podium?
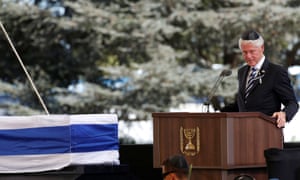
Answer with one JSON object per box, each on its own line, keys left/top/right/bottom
{"left": 152, "top": 112, "right": 283, "bottom": 180}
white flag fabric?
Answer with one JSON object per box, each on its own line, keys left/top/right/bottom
{"left": 0, "top": 114, "right": 119, "bottom": 173}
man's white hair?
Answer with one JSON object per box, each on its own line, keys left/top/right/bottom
{"left": 238, "top": 35, "right": 264, "bottom": 49}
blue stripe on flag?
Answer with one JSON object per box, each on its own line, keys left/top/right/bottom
{"left": 71, "top": 124, "right": 119, "bottom": 153}
{"left": 0, "top": 126, "right": 70, "bottom": 156}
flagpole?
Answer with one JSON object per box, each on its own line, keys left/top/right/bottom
{"left": 0, "top": 21, "right": 50, "bottom": 115}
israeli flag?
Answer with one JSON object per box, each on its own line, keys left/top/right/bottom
{"left": 0, "top": 114, "right": 119, "bottom": 173}
{"left": 70, "top": 114, "right": 119, "bottom": 165}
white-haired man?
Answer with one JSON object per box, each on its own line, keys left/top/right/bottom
{"left": 222, "top": 30, "right": 298, "bottom": 128}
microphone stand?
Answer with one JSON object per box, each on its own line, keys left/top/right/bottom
{"left": 204, "top": 70, "right": 231, "bottom": 112}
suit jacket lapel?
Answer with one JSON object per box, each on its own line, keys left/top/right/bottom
{"left": 244, "top": 59, "right": 269, "bottom": 97}
{"left": 240, "top": 66, "right": 250, "bottom": 98}
{"left": 247, "top": 77, "right": 260, "bottom": 94}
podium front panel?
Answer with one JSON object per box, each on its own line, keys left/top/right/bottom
{"left": 153, "top": 112, "right": 283, "bottom": 169}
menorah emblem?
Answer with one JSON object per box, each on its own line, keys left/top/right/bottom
{"left": 180, "top": 126, "right": 200, "bottom": 156}
{"left": 184, "top": 128, "right": 196, "bottom": 150}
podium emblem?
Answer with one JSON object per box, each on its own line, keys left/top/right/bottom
{"left": 180, "top": 126, "right": 200, "bottom": 156}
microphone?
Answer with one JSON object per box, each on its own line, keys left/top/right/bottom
{"left": 204, "top": 69, "right": 232, "bottom": 112}
{"left": 220, "top": 69, "right": 232, "bottom": 76}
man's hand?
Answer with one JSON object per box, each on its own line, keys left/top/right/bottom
{"left": 272, "top": 111, "right": 286, "bottom": 128}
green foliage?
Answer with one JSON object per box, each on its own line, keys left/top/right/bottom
{"left": 0, "top": 0, "right": 299, "bottom": 119}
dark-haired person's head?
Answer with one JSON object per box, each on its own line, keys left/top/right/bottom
{"left": 238, "top": 30, "right": 264, "bottom": 67}
{"left": 162, "top": 154, "right": 189, "bottom": 180}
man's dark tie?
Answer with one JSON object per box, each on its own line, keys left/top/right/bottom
{"left": 245, "top": 67, "right": 257, "bottom": 99}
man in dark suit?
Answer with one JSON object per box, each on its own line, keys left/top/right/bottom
{"left": 222, "top": 30, "right": 298, "bottom": 128}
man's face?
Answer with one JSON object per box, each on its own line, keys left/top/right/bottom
{"left": 240, "top": 42, "right": 264, "bottom": 67}
{"left": 163, "top": 173, "right": 188, "bottom": 180}
{"left": 163, "top": 172, "right": 177, "bottom": 180}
